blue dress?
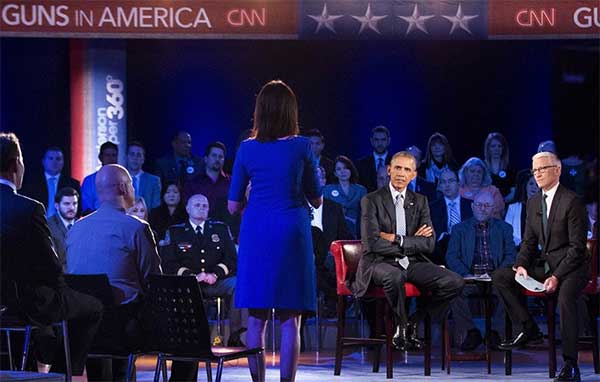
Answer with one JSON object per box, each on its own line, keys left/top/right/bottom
{"left": 228, "top": 136, "right": 321, "bottom": 311}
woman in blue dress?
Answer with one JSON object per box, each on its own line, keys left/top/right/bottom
{"left": 322, "top": 155, "right": 367, "bottom": 238}
{"left": 228, "top": 80, "right": 322, "bottom": 382}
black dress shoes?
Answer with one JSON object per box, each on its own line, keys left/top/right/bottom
{"left": 554, "top": 363, "right": 581, "bottom": 382}
{"left": 498, "top": 328, "right": 544, "bottom": 350}
{"left": 392, "top": 321, "right": 423, "bottom": 351}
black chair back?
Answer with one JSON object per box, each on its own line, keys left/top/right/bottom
{"left": 147, "top": 274, "right": 213, "bottom": 357}
{"left": 64, "top": 274, "right": 132, "bottom": 354}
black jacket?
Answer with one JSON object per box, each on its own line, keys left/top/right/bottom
{"left": 0, "top": 183, "right": 66, "bottom": 324}
{"left": 351, "top": 186, "right": 435, "bottom": 297}
{"left": 515, "top": 185, "right": 589, "bottom": 280}
{"left": 160, "top": 220, "right": 237, "bottom": 279}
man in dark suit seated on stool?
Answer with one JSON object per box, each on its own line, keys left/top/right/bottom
{"left": 351, "top": 151, "right": 464, "bottom": 351}
{"left": 493, "top": 151, "right": 589, "bottom": 382}
{"left": 0, "top": 132, "right": 102, "bottom": 375}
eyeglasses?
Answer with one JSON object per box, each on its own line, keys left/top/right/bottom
{"left": 473, "top": 202, "right": 493, "bottom": 209}
{"left": 531, "top": 165, "right": 557, "bottom": 176}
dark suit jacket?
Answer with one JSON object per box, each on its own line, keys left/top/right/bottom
{"left": 356, "top": 154, "right": 391, "bottom": 193}
{"left": 160, "top": 221, "right": 237, "bottom": 279}
{"left": 514, "top": 185, "right": 589, "bottom": 280}
{"left": 414, "top": 177, "right": 439, "bottom": 202}
{"left": 312, "top": 199, "right": 353, "bottom": 267}
{"left": 0, "top": 183, "right": 66, "bottom": 325}
{"left": 429, "top": 196, "right": 473, "bottom": 264}
{"left": 446, "top": 217, "right": 516, "bottom": 276}
{"left": 20, "top": 172, "right": 81, "bottom": 215}
{"left": 47, "top": 214, "right": 69, "bottom": 271}
{"left": 154, "top": 154, "right": 204, "bottom": 187}
{"left": 351, "top": 187, "right": 436, "bottom": 297}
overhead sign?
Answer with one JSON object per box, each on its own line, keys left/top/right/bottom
{"left": 0, "top": 0, "right": 297, "bottom": 38}
{"left": 488, "top": 0, "right": 600, "bottom": 37}
{"left": 1, "top": 0, "right": 598, "bottom": 40}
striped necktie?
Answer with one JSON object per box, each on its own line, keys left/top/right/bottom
{"left": 447, "top": 201, "right": 460, "bottom": 233}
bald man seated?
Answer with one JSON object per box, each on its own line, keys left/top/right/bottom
{"left": 67, "top": 164, "right": 162, "bottom": 381}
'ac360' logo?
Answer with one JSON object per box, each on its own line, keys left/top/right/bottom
{"left": 106, "top": 75, "right": 124, "bottom": 120}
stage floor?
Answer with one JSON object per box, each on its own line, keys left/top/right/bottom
{"left": 71, "top": 348, "right": 600, "bottom": 381}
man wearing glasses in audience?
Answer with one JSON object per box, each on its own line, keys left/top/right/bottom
{"left": 493, "top": 151, "right": 589, "bottom": 382}
{"left": 446, "top": 190, "right": 516, "bottom": 351}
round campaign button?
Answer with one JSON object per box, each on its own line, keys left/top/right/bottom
{"left": 186, "top": 166, "right": 195, "bottom": 174}
{"left": 331, "top": 190, "right": 340, "bottom": 197}
{"left": 499, "top": 170, "right": 506, "bottom": 178}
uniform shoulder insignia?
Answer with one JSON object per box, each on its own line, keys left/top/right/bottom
{"left": 208, "top": 220, "right": 226, "bottom": 225}
{"left": 170, "top": 223, "right": 186, "bottom": 229}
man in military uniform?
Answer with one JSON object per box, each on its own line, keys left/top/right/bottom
{"left": 160, "top": 193, "right": 244, "bottom": 381}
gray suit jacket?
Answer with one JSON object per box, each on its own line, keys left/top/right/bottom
{"left": 136, "top": 172, "right": 161, "bottom": 210}
{"left": 350, "top": 186, "right": 436, "bottom": 297}
{"left": 446, "top": 217, "right": 516, "bottom": 276}
{"left": 47, "top": 214, "right": 69, "bottom": 271}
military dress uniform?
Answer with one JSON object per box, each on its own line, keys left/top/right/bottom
{"left": 160, "top": 220, "right": 244, "bottom": 381}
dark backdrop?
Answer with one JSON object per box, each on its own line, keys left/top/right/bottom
{"left": 1, "top": 38, "right": 598, "bottom": 178}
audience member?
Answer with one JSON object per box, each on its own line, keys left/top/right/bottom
{"left": 351, "top": 151, "right": 464, "bottom": 351}
{"left": 537, "top": 139, "right": 556, "bottom": 154}
{"left": 458, "top": 157, "right": 505, "bottom": 218}
{"left": 311, "top": 165, "right": 352, "bottom": 316}
{"left": 304, "top": 129, "right": 335, "bottom": 183}
{"left": 405, "top": 145, "right": 438, "bottom": 201}
{"left": 446, "top": 190, "right": 516, "bottom": 351}
{"left": 0, "top": 132, "right": 102, "bottom": 376}
{"left": 154, "top": 131, "right": 204, "bottom": 188}
{"left": 67, "top": 164, "right": 162, "bottom": 381}
{"left": 126, "top": 141, "right": 161, "bottom": 209}
{"left": 161, "top": 193, "right": 244, "bottom": 380}
{"left": 484, "top": 132, "right": 516, "bottom": 202}
{"left": 429, "top": 168, "right": 473, "bottom": 265}
{"left": 356, "top": 125, "right": 391, "bottom": 192}
{"left": 323, "top": 155, "right": 367, "bottom": 238}
{"left": 127, "top": 196, "right": 149, "bottom": 221}
{"left": 504, "top": 174, "right": 539, "bottom": 247}
{"left": 148, "top": 181, "right": 188, "bottom": 242}
{"left": 20, "top": 146, "right": 81, "bottom": 217}
{"left": 422, "top": 132, "right": 458, "bottom": 184}
{"left": 182, "top": 142, "right": 239, "bottom": 238}
{"left": 81, "top": 141, "right": 119, "bottom": 215}
{"left": 47, "top": 187, "right": 79, "bottom": 271}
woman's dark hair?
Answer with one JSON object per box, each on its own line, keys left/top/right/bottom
{"left": 423, "top": 132, "right": 456, "bottom": 168}
{"left": 334, "top": 155, "right": 359, "bottom": 184}
{"left": 251, "top": 80, "right": 299, "bottom": 142}
{"left": 161, "top": 181, "right": 182, "bottom": 205}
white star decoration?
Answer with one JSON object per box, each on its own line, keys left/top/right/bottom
{"left": 442, "top": 3, "right": 479, "bottom": 35}
{"left": 352, "top": 3, "right": 387, "bottom": 35}
{"left": 308, "top": 3, "right": 344, "bottom": 34}
{"left": 398, "top": 4, "right": 435, "bottom": 35}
